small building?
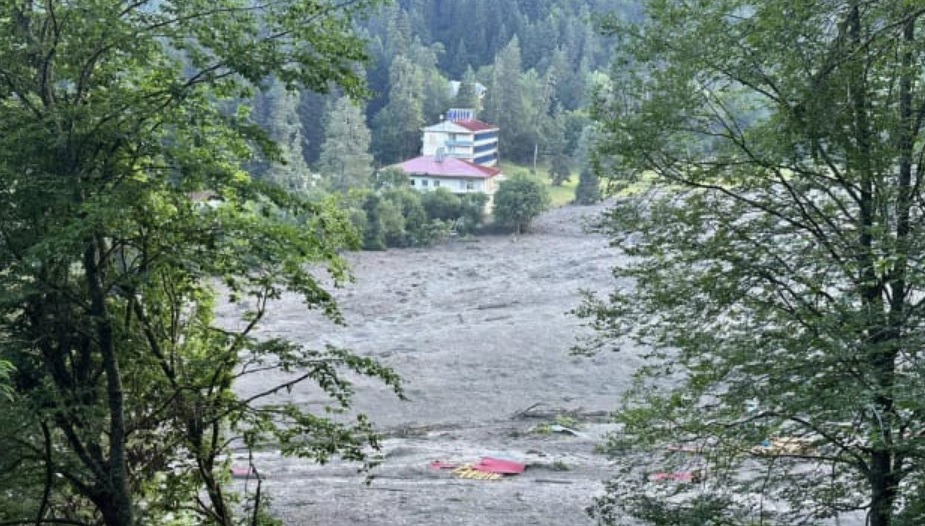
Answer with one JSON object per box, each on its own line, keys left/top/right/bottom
{"left": 421, "top": 110, "right": 499, "bottom": 167}
{"left": 392, "top": 153, "right": 502, "bottom": 207}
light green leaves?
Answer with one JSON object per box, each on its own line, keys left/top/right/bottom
{"left": 583, "top": 1, "right": 925, "bottom": 525}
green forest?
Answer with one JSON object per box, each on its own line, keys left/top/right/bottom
{"left": 243, "top": 0, "right": 630, "bottom": 249}
{"left": 253, "top": 0, "right": 633, "bottom": 189}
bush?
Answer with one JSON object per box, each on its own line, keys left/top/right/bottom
{"left": 353, "top": 188, "right": 492, "bottom": 250}
{"left": 421, "top": 187, "right": 462, "bottom": 222}
{"left": 457, "top": 192, "right": 489, "bottom": 234}
{"left": 381, "top": 188, "right": 427, "bottom": 247}
{"left": 374, "top": 167, "right": 410, "bottom": 189}
{"left": 574, "top": 167, "right": 602, "bottom": 205}
{"left": 492, "top": 173, "right": 551, "bottom": 234}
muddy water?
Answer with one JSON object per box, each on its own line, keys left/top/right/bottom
{"left": 225, "top": 203, "right": 643, "bottom": 525}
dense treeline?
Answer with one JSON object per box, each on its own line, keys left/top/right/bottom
{"left": 250, "top": 0, "right": 634, "bottom": 192}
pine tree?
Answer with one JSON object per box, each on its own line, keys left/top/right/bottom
{"left": 262, "top": 80, "right": 313, "bottom": 194}
{"left": 545, "top": 110, "right": 571, "bottom": 186}
{"left": 318, "top": 96, "right": 374, "bottom": 192}
{"left": 485, "top": 37, "right": 530, "bottom": 161}
{"left": 451, "top": 38, "right": 471, "bottom": 79}
{"left": 574, "top": 166, "right": 601, "bottom": 204}
{"left": 372, "top": 55, "right": 426, "bottom": 163}
{"left": 297, "top": 90, "right": 329, "bottom": 167}
{"left": 454, "top": 66, "right": 481, "bottom": 112}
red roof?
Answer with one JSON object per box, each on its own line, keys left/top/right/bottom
{"left": 451, "top": 119, "right": 498, "bottom": 132}
{"left": 394, "top": 156, "right": 501, "bottom": 179}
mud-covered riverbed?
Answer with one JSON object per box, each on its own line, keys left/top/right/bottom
{"left": 225, "top": 203, "right": 642, "bottom": 525}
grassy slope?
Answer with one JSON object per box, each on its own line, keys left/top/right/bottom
{"left": 499, "top": 161, "right": 578, "bottom": 208}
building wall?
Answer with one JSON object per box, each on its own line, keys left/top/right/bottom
{"left": 422, "top": 126, "right": 499, "bottom": 167}
{"left": 408, "top": 176, "right": 493, "bottom": 194}
{"left": 472, "top": 131, "right": 499, "bottom": 166}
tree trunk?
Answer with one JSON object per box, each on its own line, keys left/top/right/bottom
{"left": 868, "top": 12, "right": 919, "bottom": 526}
{"left": 86, "top": 236, "right": 134, "bottom": 526}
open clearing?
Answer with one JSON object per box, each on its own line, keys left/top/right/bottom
{"left": 226, "top": 202, "right": 643, "bottom": 525}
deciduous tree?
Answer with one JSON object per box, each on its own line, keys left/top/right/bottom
{"left": 492, "top": 173, "right": 550, "bottom": 234}
{"left": 0, "top": 2, "right": 400, "bottom": 525}
{"left": 581, "top": 2, "right": 925, "bottom": 525}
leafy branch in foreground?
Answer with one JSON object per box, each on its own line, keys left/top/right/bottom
{"left": 0, "top": 1, "right": 401, "bottom": 525}
{"left": 581, "top": 2, "right": 925, "bottom": 525}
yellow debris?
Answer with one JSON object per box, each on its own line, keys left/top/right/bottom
{"left": 452, "top": 464, "right": 502, "bottom": 481}
{"left": 750, "top": 436, "right": 816, "bottom": 456}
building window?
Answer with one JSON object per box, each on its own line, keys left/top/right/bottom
{"left": 422, "top": 180, "right": 429, "bottom": 187}
{"left": 466, "top": 181, "right": 475, "bottom": 191}
{"left": 434, "top": 180, "right": 441, "bottom": 187}
{"left": 459, "top": 180, "right": 466, "bottom": 190}
{"left": 410, "top": 179, "right": 416, "bottom": 186}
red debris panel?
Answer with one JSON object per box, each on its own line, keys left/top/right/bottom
{"left": 428, "top": 457, "right": 526, "bottom": 475}
{"left": 429, "top": 460, "right": 458, "bottom": 470}
{"left": 650, "top": 471, "right": 703, "bottom": 483}
{"left": 472, "top": 457, "right": 526, "bottom": 475}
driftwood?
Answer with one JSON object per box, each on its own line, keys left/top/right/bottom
{"left": 512, "top": 403, "right": 610, "bottom": 421}
{"left": 533, "top": 478, "right": 575, "bottom": 485}
{"left": 475, "top": 301, "right": 519, "bottom": 310}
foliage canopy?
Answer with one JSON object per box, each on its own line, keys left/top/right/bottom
{"left": 581, "top": 2, "right": 925, "bottom": 526}
{"left": 0, "top": 1, "right": 402, "bottom": 525}
{"left": 493, "top": 173, "right": 551, "bottom": 234}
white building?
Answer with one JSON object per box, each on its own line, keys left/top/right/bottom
{"left": 392, "top": 154, "right": 502, "bottom": 200}
{"left": 421, "top": 110, "right": 499, "bottom": 167}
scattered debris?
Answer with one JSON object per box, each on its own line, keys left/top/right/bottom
{"left": 429, "top": 460, "right": 458, "bottom": 471}
{"left": 665, "top": 444, "right": 708, "bottom": 455}
{"left": 475, "top": 301, "right": 519, "bottom": 311}
{"left": 549, "top": 460, "right": 571, "bottom": 471}
{"left": 528, "top": 412, "right": 592, "bottom": 438}
{"left": 429, "top": 457, "right": 526, "bottom": 481}
{"left": 650, "top": 470, "right": 704, "bottom": 483}
{"left": 453, "top": 465, "right": 503, "bottom": 480}
{"left": 513, "top": 403, "right": 610, "bottom": 421}
{"left": 548, "top": 424, "right": 589, "bottom": 438}
{"left": 750, "top": 436, "right": 815, "bottom": 456}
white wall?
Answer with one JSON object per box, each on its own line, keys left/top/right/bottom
{"left": 409, "top": 177, "right": 491, "bottom": 194}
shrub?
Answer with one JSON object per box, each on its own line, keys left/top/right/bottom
{"left": 421, "top": 187, "right": 462, "bottom": 222}
{"left": 574, "top": 166, "right": 602, "bottom": 205}
{"left": 492, "top": 173, "right": 551, "bottom": 234}
{"left": 457, "top": 192, "right": 489, "bottom": 234}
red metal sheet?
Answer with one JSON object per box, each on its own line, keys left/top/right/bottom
{"left": 472, "top": 457, "right": 526, "bottom": 475}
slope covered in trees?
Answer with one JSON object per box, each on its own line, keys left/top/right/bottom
{"left": 251, "top": 0, "right": 637, "bottom": 189}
